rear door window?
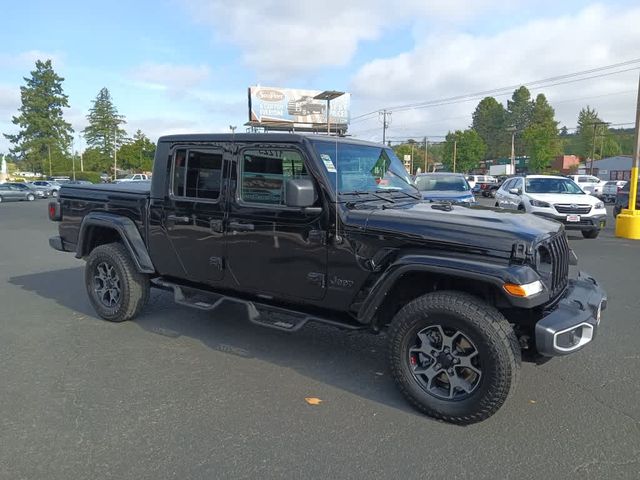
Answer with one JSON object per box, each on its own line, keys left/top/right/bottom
{"left": 171, "top": 148, "right": 223, "bottom": 200}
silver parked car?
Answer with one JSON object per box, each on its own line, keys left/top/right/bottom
{"left": 8, "top": 182, "right": 49, "bottom": 198}
{"left": 0, "top": 184, "right": 37, "bottom": 202}
{"left": 30, "top": 180, "right": 61, "bottom": 197}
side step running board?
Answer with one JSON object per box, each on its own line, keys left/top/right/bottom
{"left": 151, "top": 278, "right": 365, "bottom": 332}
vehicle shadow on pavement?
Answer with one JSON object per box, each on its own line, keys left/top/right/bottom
{"left": 9, "top": 267, "right": 96, "bottom": 316}
{"left": 8, "top": 268, "right": 422, "bottom": 418}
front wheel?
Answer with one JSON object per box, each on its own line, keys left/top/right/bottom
{"left": 582, "top": 229, "right": 600, "bottom": 239}
{"left": 388, "top": 291, "right": 520, "bottom": 424}
{"left": 85, "top": 242, "right": 150, "bottom": 322}
{"left": 27, "top": 193, "right": 35, "bottom": 201}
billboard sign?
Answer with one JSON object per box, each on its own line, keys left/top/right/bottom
{"left": 248, "top": 86, "right": 350, "bottom": 126}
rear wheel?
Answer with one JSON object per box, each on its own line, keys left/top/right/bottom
{"left": 388, "top": 291, "right": 520, "bottom": 424}
{"left": 582, "top": 229, "right": 600, "bottom": 239}
{"left": 85, "top": 242, "right": 149, "bottom": 322}
{"left": 52, "top": 190, "right": 58, "bottom": 197}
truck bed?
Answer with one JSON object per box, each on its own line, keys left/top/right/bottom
{"left": 57, "top": 182, "right": 150, "bottom": 250}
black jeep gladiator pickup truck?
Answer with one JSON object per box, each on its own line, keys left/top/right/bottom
{"left": 49, "top": 133, "right": 606, "bottom": 424}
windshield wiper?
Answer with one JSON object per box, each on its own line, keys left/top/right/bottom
{"left": 339, "top": 190, "right": 395, "bottom": 206}
{"left": 375, "top": 189, "right": 421, "bottom": 201}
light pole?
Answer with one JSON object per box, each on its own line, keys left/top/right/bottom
{"left": 507, "top": 126, "right": 517, "bottom": 173}
{"left": 313, "top": 91, "right": 345, "bottom": 135}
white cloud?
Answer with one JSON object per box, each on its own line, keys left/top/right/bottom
{"left": 349, "top": 4, "right": 640, "bottom": 141}
{"left": 0, "top": 50, "right": 64, "bottom": 69}
{"left": 181, "top": 0, "right": 527, "bottom": 82}
{"left": 129, "top": 62, "right": 211, "bottom": 94}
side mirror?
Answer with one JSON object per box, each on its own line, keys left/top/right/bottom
{"left": 509, "top": 188, "right": 521, "bottom": 195}
{"left": 285, "top": 178, "right": 318, "bottom": 208}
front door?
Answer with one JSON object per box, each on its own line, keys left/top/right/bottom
{"left": 225, "top": 145, "right": 327, "bottom": 301}
{"left": 158, "top": 147, "right": 227, "bottom": 285}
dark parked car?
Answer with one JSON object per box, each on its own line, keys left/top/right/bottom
{"left": 0, "top": 183, "right": 37, "bottom": 202}
{"left": 49, "top": 133, "right": 606, "bottom": 424}
{"left": 613, "top": 180, "right": 640, "bottom": 218}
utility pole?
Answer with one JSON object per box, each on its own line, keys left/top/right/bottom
{"left": 590, "top": 121, "right": 609, "bottom": 175}
{"left": 424, "top": 137, "right": 428, "bottom": 172}
{"left": 410, "top": 142, "right": 414, "bottom": 174}
{"left": 113, "top": 125, "right": 117, "bottom": 181}
{"left": 47, "top": 144, "right": 52, "bottom": 177}
{"left": 71, "top": 136, "right": 76, "bottom": 180}
{"left": 453, "top": 140, "right": 457, "bottom": 173}
{"left": 379, "top": 110, "right": 391, "bottom": 144}
{"left": 79, "top": 133, "right": 84, "bottom": 172}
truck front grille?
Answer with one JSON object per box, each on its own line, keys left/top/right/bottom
{"left": 547, "top": 233, "right": 569, "bottom": 297}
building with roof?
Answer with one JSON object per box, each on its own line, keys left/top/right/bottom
{"left": 578, "top": 156, "right": 633, "bottom": 181}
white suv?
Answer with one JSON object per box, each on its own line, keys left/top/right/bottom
{"left": 495, "top": 175, "right": 607, "bottom": 238}
{"left": 566, "top": 174, "right": 605, "bottom": 196}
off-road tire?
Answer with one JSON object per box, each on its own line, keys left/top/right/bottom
{"left": 388, "top": 291, "right": 520, "bottom": 424}
{"left": 85, "top": 242, "right": 149, "bottom": 322}
{"left": 582, "top": 229, "right": 600, "bottom": 239}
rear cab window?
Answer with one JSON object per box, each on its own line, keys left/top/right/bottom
{"left": 171, "top": 148, "right": 223, "bottom": 200}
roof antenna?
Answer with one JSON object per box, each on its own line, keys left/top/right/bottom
{"left": 335, "top": 137, "right": 341, "bottom": 244}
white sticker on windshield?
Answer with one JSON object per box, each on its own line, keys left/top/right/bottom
{"left": 320, "top": 154, "right": 337, "bottom": 172}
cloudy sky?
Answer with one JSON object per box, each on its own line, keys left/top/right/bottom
{"left": 1, "top": 0, "right": 639, "bottom": 152}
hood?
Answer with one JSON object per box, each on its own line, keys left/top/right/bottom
{"left": 345, "top": 202, "right": 561, "bottom": 253}
{"left": 420, "top": 190, "right": 475, "bottom": 202}
{"left": 526, "top": 192, "right": 600, "bottom": 205}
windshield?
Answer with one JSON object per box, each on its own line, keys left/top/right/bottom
{"left": 311, "top": 140, "right": 417, "bottom": 195}
{"left": 525, "top": 178, "right": 583, "bottom": 194}
{"left": 415, "top": 175, "right": 470, "bottom": 192}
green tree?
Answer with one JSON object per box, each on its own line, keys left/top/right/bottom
{"left": 3, "top": 59, "right": 74, "bottom": 174}
{"left": 575, "top": 106, "right": 620, "bottom": 160}
{"left": 506, "top": 86, "right": 534, "bottom": 155}
{"left": 522, "top": 94, "right": 561, "bottom": 172}
{"left": 471, "top": 97, "right": 508, "bottom": 159}
{"left": 442, "top": 129, "right": 486, "bottom": 172}
{"left": 83, "top": 87, "right": 128, "bottom": 168}
{"left": 117, "top": 130, "right": 156, "bottom": 171}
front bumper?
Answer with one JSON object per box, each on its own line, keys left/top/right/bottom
{"left": 535, "top": 271, "right": 606, "bottom": 356}
{"left": 532, "top": 211, "right": 606, "bottom": 230}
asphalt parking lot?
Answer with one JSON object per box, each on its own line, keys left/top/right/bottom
{"left": 1, "top": 198, "right": 639, "bottom": 479}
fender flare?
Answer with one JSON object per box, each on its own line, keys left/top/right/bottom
{"left": 357, "top": 254, "right": 546, "bottom": 324}
{"left": 75, "top": 211, "right": 155, "bottom": 274}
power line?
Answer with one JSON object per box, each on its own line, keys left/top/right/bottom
{"left": 349, "top": 58, "right": 640, "bottom": 121}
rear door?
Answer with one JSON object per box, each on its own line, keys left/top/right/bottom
{"left": 155, "top": 146, "right": 228, "bottom": 285}
{"left": 225, "top": 144, "right": 327, "bottom": 301}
